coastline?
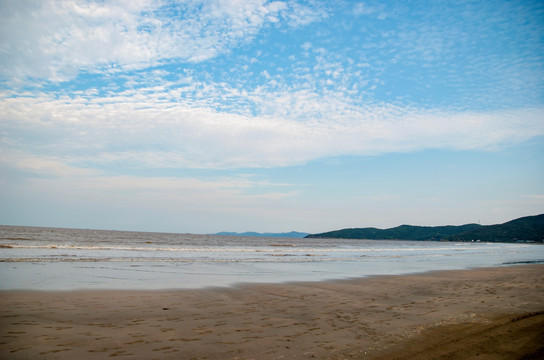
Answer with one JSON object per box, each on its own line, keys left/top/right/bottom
{"left": 1, "top": 264, "right": 543, "bottom": 359}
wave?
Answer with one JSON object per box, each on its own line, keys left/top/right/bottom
{"left": 0, "top": 243, "right": 505, "bottom": 253}
{"left": 0, "top": 253, "right": 454, "bottom": 263}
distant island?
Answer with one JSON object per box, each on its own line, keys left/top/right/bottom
{"left": 305, "top": 214, "right": 544, "bottom": 243}
{"left": 214, "top": 231, "right": 309, "bottom": 238}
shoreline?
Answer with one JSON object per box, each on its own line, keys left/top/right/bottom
{"left": 2, "top": 264, "right": 543, "bottom": 359}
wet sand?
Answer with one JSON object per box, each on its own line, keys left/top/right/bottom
{"left": 1, "top": 265, "right": 543, "bottom": 359}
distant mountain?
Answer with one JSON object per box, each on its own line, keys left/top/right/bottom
{"left": 446, "top": 214, "right": 544, "bottom": 242}
{"left": 306, "top": 224, "right": 482, "bottom": 241}
{"left": 214, "top": 231, "right": 309, "bottom": 238}
{"left": 305, "top": 214, "right": 544, "bottom": 243}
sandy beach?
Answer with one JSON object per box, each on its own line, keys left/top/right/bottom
{"left": 1, "top": 264, "right": 543, "bottom": 359}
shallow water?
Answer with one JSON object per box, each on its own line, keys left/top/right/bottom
{"left": 1, "top": 225, "right": 542, "bottom": 290}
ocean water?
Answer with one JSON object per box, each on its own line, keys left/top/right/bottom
{"left": 1, "top": 225, "right": 543, "bottom": 290}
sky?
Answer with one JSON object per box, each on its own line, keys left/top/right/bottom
{"left": 1, "top": 0, "right": 543, "bottom": 234}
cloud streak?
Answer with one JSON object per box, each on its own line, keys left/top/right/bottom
{"left": 2, "top": 87, "right": 543, "bottom": 171}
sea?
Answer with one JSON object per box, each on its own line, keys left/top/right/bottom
{"left": 1, "top": 225, "right": 543, "bottom": 291}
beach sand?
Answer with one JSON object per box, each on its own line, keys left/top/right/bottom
{"left": 1, "top": 265, "right": 543, "bottom": 359}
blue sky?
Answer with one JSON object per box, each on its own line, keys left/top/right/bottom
{"left": 1, "top": 0, "right": 543, "bottom": 233}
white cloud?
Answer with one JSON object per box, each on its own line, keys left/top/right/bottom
{"left": 353, "top": 3, "right": 375, "bottom": 16}
{"left": 0, "top": 149, "right": 298, "bottom": 214}
{"left": 1, "top": 1, "right": 542, "bottom": 172}
{"left": 0, "top": 0, "right": 324, "bottom": 84}
{"left": 0, "top": 150, "right": 100, "bottom": 178}
{"left": 282, "top": 0, "right": 328, "bottom": 27}
{"left": 2, "top": 86, "right": 543, "bottom": 171}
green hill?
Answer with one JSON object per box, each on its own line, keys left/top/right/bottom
{"left": 306, "top": 214, "right": 544, "bottom": 243}
{"left": 446, "top": 214, "right": 544, "bottom": 242}
{"left": 306, "top": 224, "right": 482, "bottom": 241}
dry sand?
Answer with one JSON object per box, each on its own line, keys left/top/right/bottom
{"left": 1, "top": 265, "right": 543, "bottom": 359}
